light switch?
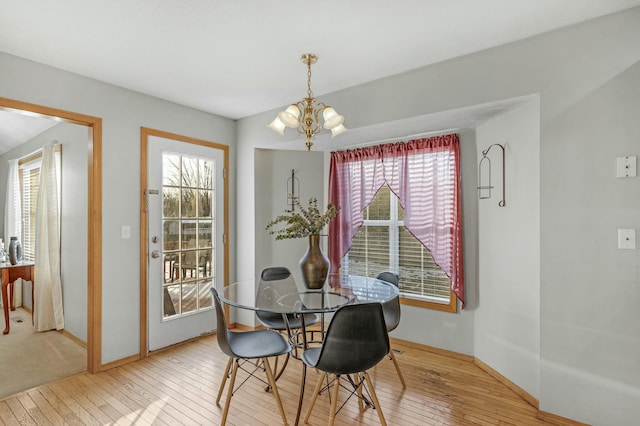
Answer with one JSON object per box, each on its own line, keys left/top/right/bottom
{"left": 616, "top": 156, "right": 637, "bottom": 178}
{"left": 618, "top": 229, "right": 636, "bottom": 249}
{"left": 121, "top": 225, "right": 131, "bottom": 239}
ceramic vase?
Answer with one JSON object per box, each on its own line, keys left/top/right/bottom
{"left": 8, "top": 236, "right": 22, "bottom": 265}
{"left": 299, "top": 235, "right": 330, "bottom": 289}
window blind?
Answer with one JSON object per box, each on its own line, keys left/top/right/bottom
{"left": 342, "top": 185, "right": 452, "bottom": 302}
{"left": 20, "top": 166, "right": 40, "bottom": 261}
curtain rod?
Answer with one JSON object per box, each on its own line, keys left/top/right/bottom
{"left": 17, "top": 140, "right": 61, "bottom": 165}
{"left": 346, "top": 128, "right": 459, "bottom": 150}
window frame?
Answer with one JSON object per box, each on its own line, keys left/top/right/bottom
{"left": 17, "top": 146, "right": 62, "bottom": 262}
{"left": 342, "top": 185, "right": 457, "bottom": 313}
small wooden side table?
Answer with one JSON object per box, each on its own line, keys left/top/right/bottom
{"left": 1, "top": 262, "right": 35, "bottom": 335}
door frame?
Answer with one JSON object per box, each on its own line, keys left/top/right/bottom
{"left": 139, "top": 127, "right": 229, "bottom": 357}
{"left": 0, "top": 96, "right": 102, "bottom": 373}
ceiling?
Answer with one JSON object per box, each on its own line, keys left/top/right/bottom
{"left": 1, "top": 1, "right": 639, "bottom": 150}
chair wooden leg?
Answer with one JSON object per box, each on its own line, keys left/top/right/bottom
{"left": 354, "top": 373, "right": 364, "bottom": 411}
{"left": 388, "top": 348, "right": 406, "bottom": 388}
{"left": 263, "top": 357, "right": 288, "bottom": 425}
{"left": 273, "top": 353, "right": 290, "bottom": 382}
{"left": 221, "top": 359, "right": 239, "bottom": 426}
{"left": 216, "top": 358, "right": 233, "bottom": 404}
{"left": 363, "top": 371, "right": 386, "bottom": 426}
{"left": 329, "top": 375, "right": 340, "bottom": 426}
{"left": 304, "top": 371, "right": 327, "bottom": 424}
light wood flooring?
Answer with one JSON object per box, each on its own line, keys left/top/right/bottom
{"left": 0, "top": 335, "right": 556, "bottom": 425}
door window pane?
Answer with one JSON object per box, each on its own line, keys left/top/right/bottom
{"left": 162, "top": 153, "right": 216, "bottom": 318}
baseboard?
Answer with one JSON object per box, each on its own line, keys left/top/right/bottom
{"left": 389, "top": 337, "right": 586, "bottom": 425}
{"left": 230, "top": 322, "right": 254, "bottom": 331}
{"left": 100, "top": 354, "right": 142, "bottom": 371}
{"left": 537, "top": 410, "right": 590, "bottom": 426}
{"left": 473, "top": 357, "right": 539, "bottom": 408}
{"left": 59, "top": 329, "right": 87, "bottom": 349}
{"left": 473, "top": 358, "right": 589, "bottom": 426}
{"left": 390, "top": 336, "right": 474, "bottom": 362}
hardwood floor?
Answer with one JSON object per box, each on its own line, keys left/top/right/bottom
{"left": 0, "top": 335, "right": 554, "bottom": 425}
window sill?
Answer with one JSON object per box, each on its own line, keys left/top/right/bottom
{"left": 400, "top": 291, "right": 457, "bottom": 313}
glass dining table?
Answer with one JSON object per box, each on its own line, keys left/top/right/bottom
{"left": 218, "top": 274, "right": 399, "bottom": 425}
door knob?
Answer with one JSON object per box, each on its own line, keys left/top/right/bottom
{"left": 151, "top": 250, "right": 161, "bottom": 259}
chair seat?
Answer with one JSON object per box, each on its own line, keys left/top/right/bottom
{"left": 301, "top": 346, "right": 320, "bottom": 367}
{"left": 257, "top": 311, "right": 320, "bottom": 330}
{"left": 227, "top": 329, "right": 290, "bottom": 359}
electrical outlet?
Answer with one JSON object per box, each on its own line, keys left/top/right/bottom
{"left": 618, "top": 229, "right": 636, "bottom": 249}
{"left": 616, "top": 156, "right": 637, "bottom": 178}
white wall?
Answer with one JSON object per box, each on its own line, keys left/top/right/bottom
{"left": 0, "top": 121, "right": 89, "bottom": 341}
{"left": 540, "top": 53, "right": 640, "bottom": 424}
{"left": 475, "top": 98, "right": 541, "bottom": 399}
{"left": 0, "top": 52, "right": 237, "bottom": 364}
{"left": 237, "top": 7, "right": 640, "bottom": 425}
{"left": 246, "top": 148, "right": 325, "bottom": 326}
{"left": 255, "top": 149, "right": 326, "bottom": 284}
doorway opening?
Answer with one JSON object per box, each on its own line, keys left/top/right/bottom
{"left": 0, "top": 97, "right": 102, "bottom": 374}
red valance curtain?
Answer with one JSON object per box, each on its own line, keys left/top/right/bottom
{"left": 328, "top": 134, "right": 465, "bottom": 307}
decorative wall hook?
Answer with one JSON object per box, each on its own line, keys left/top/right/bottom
{"left": 477, "top": 143, "right": 505, "bottom": 207}
{"left": 286, "top": 169, "right": 300, "bottom": 212}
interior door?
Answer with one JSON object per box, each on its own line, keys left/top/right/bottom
{"left": 147, "top": 134, "right": 225, "bottom": 350}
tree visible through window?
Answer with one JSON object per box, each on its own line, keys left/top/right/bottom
{"left": 341, "top": 185, "right": 452, "bottom": 302}
{"left": 161, "top": 153, "right": 214, "bottom": 318}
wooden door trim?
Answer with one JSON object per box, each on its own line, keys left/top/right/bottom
{"left": 0, "top": 96, "right": 102, "bottom": 373}
{"left": 140, "top": 127, "right": 229, "bottom": 357}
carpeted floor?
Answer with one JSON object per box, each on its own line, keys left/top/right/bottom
{"left": 0, "top": 308, "right": 87, "bottom": 400}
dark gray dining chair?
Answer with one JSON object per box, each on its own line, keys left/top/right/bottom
{"left": 211, "top": 288, "right": 291, "bottom": 425}
{"left": 377, "top": 271, "right": 406, "bottom": 388}
{"left": 257, "top": 267, "right": 320, "bottom": 364}
{"left": 257, "top": 266, "right": 320, "bottom": 332}
{"left": 301, "top": 303, "right": 389, "bottom": 426}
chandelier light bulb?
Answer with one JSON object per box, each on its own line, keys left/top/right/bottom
{"left": 330, "top": 123, "right": 348, "bottom": 137}
{"left": 322, "top": 107, "right": 344, "bottom": 129}
{"left": 267, "top": 117, "right": 286, "bottom": 135}
{"left": 278, "top": 105, "right": 300, "bottom": 128}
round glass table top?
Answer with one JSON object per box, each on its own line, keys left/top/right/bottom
{"left": 219, "top": 274, "right": 399, "bottom": 314}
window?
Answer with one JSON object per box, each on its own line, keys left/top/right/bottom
{"left": 161, "top": 153, "right": 214, "bottom": 318}
{"left": 18, "top": 148, "right": 61, "bottom": 261}
{"left": 341, "top": 185, "right": 453, "bottom": 305}
{"left": 328, "top": 134, "right": 464, "bottom": 312}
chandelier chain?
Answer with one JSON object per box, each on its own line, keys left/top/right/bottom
{"left": 307, "top": 59, "right": 313, "bottom": 99}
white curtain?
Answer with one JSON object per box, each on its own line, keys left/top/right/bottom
{"left": 34, "top": 144, "right": 64, "bottom": 331}
{"left": 4, "top": 159, "right": 21, "bottom": 251}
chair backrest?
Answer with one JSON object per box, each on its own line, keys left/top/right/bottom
{"left": 314, "top": 303, "right": 390, "bottom": 375}
{"left": 376, "top": 272, "right": 400, "bottom": 332}
{"left": 256, "top": 267, "right": 300, "bottom": 313}
{"left": 261, "top": 266, "right": 292, "bottom": 281}
{"left": 211, "top": 287, "right": 234, "bottom": 358}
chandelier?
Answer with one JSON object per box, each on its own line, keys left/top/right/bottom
{"left": 268, "top": 53, "right": 347, "bottom": 150}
